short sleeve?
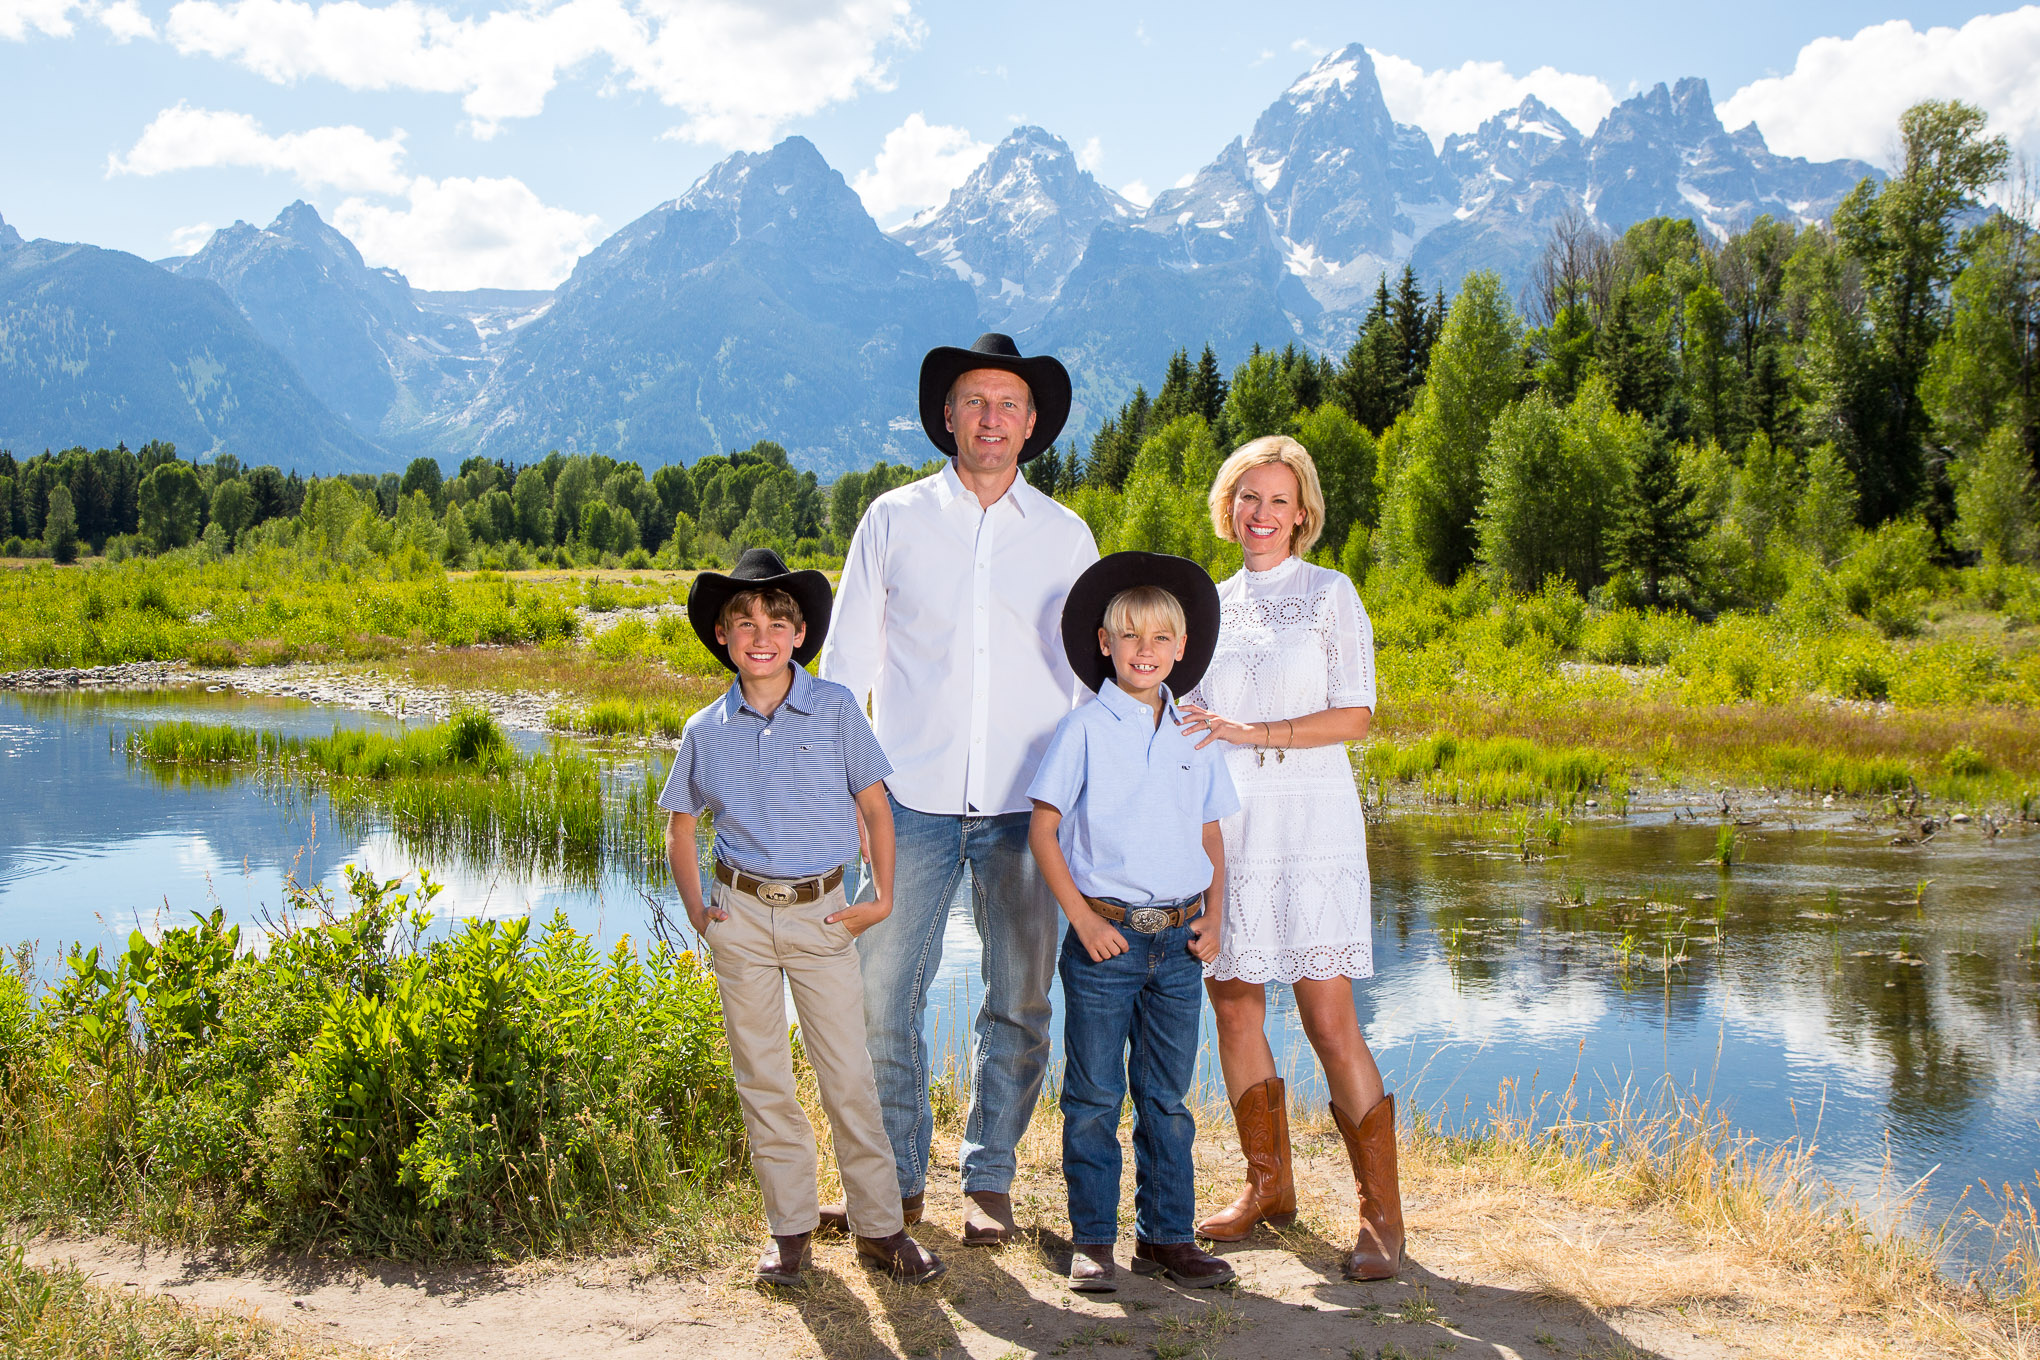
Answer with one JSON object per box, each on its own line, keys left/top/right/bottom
{"left": 1199, "top": 744, "right": 1241, "bottom": 823}
{"left": 1325, "top": 573, "right": 1377, "bottom": 710}
{"left": 656, "top": 726, "right": 709, "bottom": 815}
{"left": 1025, "top": 712, "right": 1088, "bottom": 813}
{"left": 836, "top": 692, "right": 893, "bottom": 794}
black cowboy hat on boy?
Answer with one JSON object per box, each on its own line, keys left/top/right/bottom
{"left": 686, "top": 547, "right": 833, "bottom": 674}
{"left": 918, "top": 332, "right": 1072, "bottom": 465}
{"left": 1060, "top": 551, "right": 1221, "bottom": 696}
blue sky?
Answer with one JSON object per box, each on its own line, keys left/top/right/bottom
{"left": 4, "top": 2, "right": 2036, "bottom": 289}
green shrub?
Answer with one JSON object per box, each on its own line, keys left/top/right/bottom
{"left": 0, "top": 871, "right": 746, "bottom": 1258}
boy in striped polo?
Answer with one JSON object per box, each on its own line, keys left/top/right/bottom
{"left": 660, "top": 548, "right": 943, "bottom": 1289}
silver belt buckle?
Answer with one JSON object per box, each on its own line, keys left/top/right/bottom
{"left": 1127, "top": 906, "right": 1171, "bottom": 934}
{"left": 755, "top": 879, "right": 798, "bottom": 906}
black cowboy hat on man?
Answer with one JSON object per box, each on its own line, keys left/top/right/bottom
{"left": 919, "top": 333, "right": 1072, "bottom": 466}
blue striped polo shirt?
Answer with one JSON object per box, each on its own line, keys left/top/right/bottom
{"left": 1026, "top": 679, "right": 1240, "bottom": 906}
{"left": 656, "top": 664, "right": 892, "bottom": 879}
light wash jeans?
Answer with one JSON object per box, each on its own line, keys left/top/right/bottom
{"left": 852, "top": 790, "right": 1058, "bottom": 1197}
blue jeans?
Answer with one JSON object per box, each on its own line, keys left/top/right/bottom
{"left": 853, "top": 792, "right": 1058, "bottom": 1196}
{"left": 1059, "top": 915, "right": 1203, "bottom": 1246}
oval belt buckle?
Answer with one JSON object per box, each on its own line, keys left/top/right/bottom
{"left": 1128, "top": 906, "right": 1171, "bottom": 934}
{"left": 757, "top": 880, "right": 798, "bottom": 906}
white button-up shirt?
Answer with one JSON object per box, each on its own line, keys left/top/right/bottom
{"left": 820, "top": 461, "right": 1099, "bottom": 817}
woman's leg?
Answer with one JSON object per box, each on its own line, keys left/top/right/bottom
{"left": 1204, "top": 976, "right": 1275, "bottom": 1102}
{"left": 1290, "top": 976, "right": 1385, "bottom": 1118}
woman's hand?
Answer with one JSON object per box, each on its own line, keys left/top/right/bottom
{"left": 1178, "top": 702, "right": 1267, "bottom": 751}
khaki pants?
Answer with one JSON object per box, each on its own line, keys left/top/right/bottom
{"left": 705, "top": 879, "right": 904, "bottom": 1239}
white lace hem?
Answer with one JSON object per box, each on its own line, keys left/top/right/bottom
{"left": 1205, "top": 942, "right": 1374, "bottom": 983}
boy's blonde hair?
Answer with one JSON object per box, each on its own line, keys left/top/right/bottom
{"left": 1101, "top": 585, "right": 1186, "bottom": 639}
{"left": 718, "top": 586, "right": 804, "bottom": 633}
{"left": 1207, "top": 435, "right": 1328, "bottom": 556}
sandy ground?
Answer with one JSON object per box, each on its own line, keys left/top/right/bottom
{"left": 20, "top": 1117, "right": 1977, "bottom": 1360}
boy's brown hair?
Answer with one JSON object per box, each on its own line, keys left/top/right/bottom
{"left": 717, "top": 586, "right": 804, "bottom": 633}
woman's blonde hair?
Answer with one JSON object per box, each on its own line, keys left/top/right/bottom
{"left": 1207, "top": 435, "right": 1326, "bottom": 557}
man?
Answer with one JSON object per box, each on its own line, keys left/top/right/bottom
{"left": 819, "top": 332, "right": 1099, "bottom": 1244}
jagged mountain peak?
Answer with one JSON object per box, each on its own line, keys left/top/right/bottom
{"left": 0, "top": 213, "right": 21, "bottom": 252}
{"left": 892, "top": 123, "right": 1136, "bottom": 331}
{"left": 1281, "top": 43, "right": 1378, "bottom": 117}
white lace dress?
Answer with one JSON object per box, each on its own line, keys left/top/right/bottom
{"left": 1188, "top": 555, "right": 1377, "bottom": 983}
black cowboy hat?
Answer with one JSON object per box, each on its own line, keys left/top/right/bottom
{"left": 1060, "top": 552, "right": 1222, "bottom": 695}
{"left": 686, "top": 548, "right": 833, "bottom": 674}
{"left": 919, "top": 332, "right": 1072, "bottom": 465}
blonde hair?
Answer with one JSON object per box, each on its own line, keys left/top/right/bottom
{"left": 1101, "top": 585, "right": 1186, "bottom": 639}
{"left": 1207, "top": 435, "right": 1327, "bottom": 557}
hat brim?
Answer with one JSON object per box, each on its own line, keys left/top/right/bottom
{"left": 919, "top": 347, "right": 1071, "bottom": 465}
{"left": 687, "top": 567, "right": 833, "bottom": 674}
{"left": 1060, "top": 552, "right": 1222, "bottom": 696}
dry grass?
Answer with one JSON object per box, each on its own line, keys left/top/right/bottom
{"left": 1386, "top": 691, "right": 2040, "bottom": 792}
{"left": 340, "top": 645, "right": 727, "bottom": 708}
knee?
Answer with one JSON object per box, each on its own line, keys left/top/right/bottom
{"left": 1297, "top": 1007, "right": 1361, "bottom": 1061}
{"left": 1208, "top": 993, "right": 1262, "bottom": 1035}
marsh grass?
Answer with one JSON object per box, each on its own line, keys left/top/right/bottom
{"left": 122, "top": 712, "right": 669, "bottom": 882}
{"left": 1362, "top": 733, "right": 1630, "bottom": 811}
{"left": 0, "top": 1246, "right": 383, "bottom": 1359}
{"left": 0, "top": 869, "right": 747, "bottom": 1261}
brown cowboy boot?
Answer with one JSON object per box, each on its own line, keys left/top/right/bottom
{"left": 1196, "top": 1076, "right": 1296, "bottom": 1242}
{"left": 816, "top": 1191, "right": 922, "bottom": 1236}
{"left": 1330, "top": 1094, "right": 1404, "bottom": 1281}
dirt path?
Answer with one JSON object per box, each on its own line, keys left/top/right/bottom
{"left": 20, "top": 1122, "right": 1968, "bottom": 1360}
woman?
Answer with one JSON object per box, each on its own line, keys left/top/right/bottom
{"left": 1179, "top": 435, "right": 1399, "bottom": 1281}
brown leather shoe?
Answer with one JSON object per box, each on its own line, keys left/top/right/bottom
{"left": 1068, "top": 1243, "right": 1117, "bottom": 1293}
{"left": 1130, "top": 1239, "right": 1235, "bottom": 1289}
{"left": 961, "top": 1190, "right": 1016, "bottom": 1245}
{"left": 1331, "top": 1093, "right": 1405, "bottom": 1281}
{"left": 816, "top": 1191, "right": 923, "bottom": 1236}
{"left": 754, "top": 1232, "right": 810, "bottom": 1288}
{"left": 1197, "top": 1075, "right": 1297, "bottom": 1242}
{"left": 855, "top": 1230, "right": 946, "bottom": 1285}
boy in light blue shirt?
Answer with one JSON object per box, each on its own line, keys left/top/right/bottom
{"left": 1026, "top": 551, "right": 1240, "bottom": 1293}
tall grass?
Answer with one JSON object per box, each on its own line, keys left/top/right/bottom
{"left": 1362, "top": 732, "right": 1631, "bottom": 810}
{"left": 0, "top": 870, "right": 746, "bottom": 1259}
{"left": 123, "top": 712, "right": 669, "bottom": 881}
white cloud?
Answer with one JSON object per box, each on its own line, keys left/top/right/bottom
{"left": 1118, "top": 179, "right": 1152, "bottom": 208}
{"left": 1075, "top": 135, "right": 1103, "bottom": 174}
{"left": 1, "top": 0, "right": 80, "bottom": 38}
{"left": 96, "top": 0, "right": 150, "bottom": 37}
{"left": 333, "top": 175, "right": 599, "bottom": 289}
{"left": 162, "top": 0, "right": 917, "bottom": 144}
{"left": 168, "top": 221, "right": 216, "bottom": 254}
{"left": 1370, "top": 49, "right": 1616, "bottom": 150}
{"left": 1717, "top": 9, "right": 2040, "bottom": 171}
{"left": 108, "top": 103, "right": 411, "bottom": 193}
{"left": 850, "top": 112, "right": 989, "bottom": 226}
{"left": 1, "top": 0, "right": 154, "bottom": 39}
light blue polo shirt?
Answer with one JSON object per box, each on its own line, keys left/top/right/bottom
{"left": 656, "top": 664, "right": 891, "bottom": 879}
{"left": 1026, "top": 680, "right": 1240, "bottom": 906}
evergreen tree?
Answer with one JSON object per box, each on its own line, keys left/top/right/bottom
{"left": 512, "top": 468, "right": 553, "bottom": 545}
{"left": 1682, "top": 280, "right": 1735, "bottom": 447}
{"left": 1598, "top": 288, "right": 1674, "bottom": 420}
{"left": 1222, "top": 350, "right": 1297, "bottom": 444}
{"left": 1379, "top": 271, "right": 1525, "bottom": 583}
{"left": 1605, "top": 430, "right": 1704, "bottom": 605}
{"left": 1335, "top": 277, "right": 1399, "bottom": 432}
{"left": 1530, "top": 300, "right": 1597, "bottom": 404}
{"left": 1190, "top": 345, "right": 1227, "bottom": 424}
{"left": 1151, "top": 349, "right": 1196, "bottom": 426}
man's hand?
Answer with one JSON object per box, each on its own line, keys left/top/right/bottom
{"left": 826, "top": 893, "right": 892, "bottom": 938}
{"left": 1187, "top": 909, "right": 1221, "bottom": 964}
{"left": 1070, "top": 906, "right": 1129, "bottom": 963}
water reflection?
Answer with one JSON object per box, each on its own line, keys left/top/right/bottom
{"left": 3, "top": 690, "right": 2038, "bottom": 1254}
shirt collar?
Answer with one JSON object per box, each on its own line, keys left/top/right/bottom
{"left": 721, "top": 663, "right": 816, "bottom": 720}
{"left": 937, "top": 458, "right": 1032, "bottom": 518}
{"left": 1094, "top": 678, "right": 1177, "bottom": 726}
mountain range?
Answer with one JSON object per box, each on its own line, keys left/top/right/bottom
{"left": 0, "top": 43, "right": 1879, "bottom": 476}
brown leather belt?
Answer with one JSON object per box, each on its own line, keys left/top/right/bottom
{"left": 714, "top": 860, "right": 845, "bottom": 906}
{"left": 1084, "top": 894, "right": 1204, "bottom": 933}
